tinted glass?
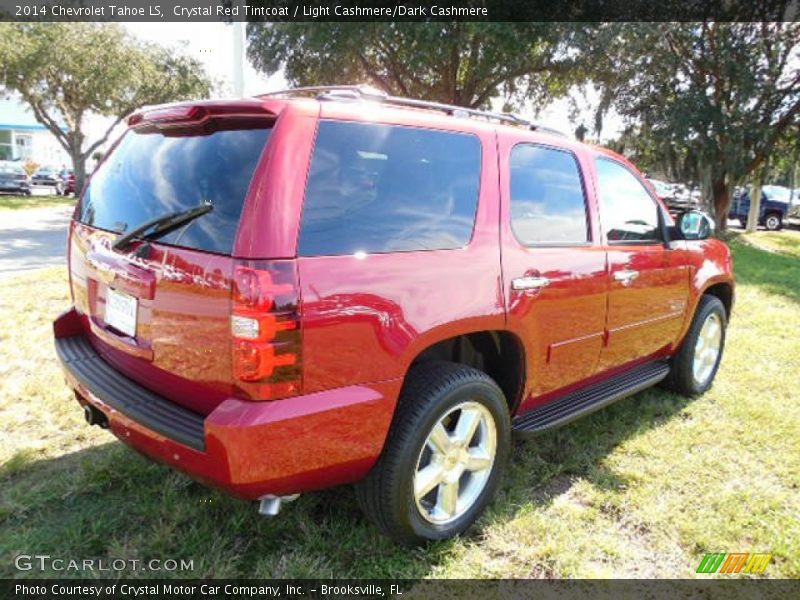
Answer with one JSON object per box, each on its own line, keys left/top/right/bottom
{"left": 299, "top": 121, "right": 481, "bottom": 256}
{"left": 596, "top": 158, "right": 661, "bottom": 242}
{"left": 79, "top": 126, "right": 271, "bottom": 255}
{"left": 510, "top": 145, "right": 588, "bottom": 245}
{"left": 0, "top": 162, "right": 25, "bottom": 175}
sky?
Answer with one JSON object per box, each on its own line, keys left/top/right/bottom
{"left": 80, "top": 23, "right": 621, "bottom": 149}
{"left": 122, "top": 22, "right": 285, "bottom": 96}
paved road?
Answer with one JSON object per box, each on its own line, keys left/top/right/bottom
{"left": 0, "top": 204, "right": 72, "bottom": 278}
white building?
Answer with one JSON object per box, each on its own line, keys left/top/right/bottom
{"left": 0, "top": 96, "right": 70, "bottom": 167}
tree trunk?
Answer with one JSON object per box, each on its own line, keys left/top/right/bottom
{"left": 746, "top": 173, "right": 765, "bottom": 233}
{"left": 712, "top": 177, "right": 730, "bottom": 231}
{"left": 746, "top": 160, "right": 769, "bottom": 233}
{"left": 699, "top": 160, "right": 712, "bottom": 213}
{"left": 746, "top": 182, "right": 763, "bottom": 232}
{"left": 71, "top": 151, "right": 87, "bottom": 198}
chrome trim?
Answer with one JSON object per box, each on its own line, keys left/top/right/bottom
{"left": 511, "top": 276, "right": 551, "bottom": 291}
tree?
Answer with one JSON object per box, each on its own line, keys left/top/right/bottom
{"left": 247, "top": 23, "right": 583, "bottom": 109}
{"left": 607, "top": 124, "right": 701, "bottom": 187}
{"left": 0, "top": 23, "right": 212, "bottom": 194}
{"left": 588, "top": 22, "right": 800, "bottom": 228}
{"left": 764, "top": 126, "right": 800, "bottom": 188}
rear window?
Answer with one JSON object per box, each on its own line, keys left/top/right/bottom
{"left": 79, "top": 126, "right": 271, "bottom": 255}
{"left": 0, "top": 163, "right": 25, "bottom": 175}
{"left": 298, "top": 121, "right": 481, "bottom": 257}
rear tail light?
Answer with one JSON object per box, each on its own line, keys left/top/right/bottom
{"left": 231, "top": 260, "right": 301, "bottom": 400}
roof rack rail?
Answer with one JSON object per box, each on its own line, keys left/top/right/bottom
{"left": 258, "top": 85, "right": 567, "bottom": 137}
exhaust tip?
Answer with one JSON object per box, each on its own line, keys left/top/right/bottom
{"left": 258, "top": 494, "right": 300, "bottom": 517}
{"left": 84, "top": 404, "right": 109, "bottom": 428}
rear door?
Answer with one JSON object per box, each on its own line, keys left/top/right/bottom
{"left": 69, "top": 109, "right": 273, "bottom": 414}
{"left": 294, "top": 118, "right": 504, "bottom": 394}
{"left": 500, "top": 138, "right": 608, "bottom": 408}
{"left": 593, "top": 157, "right": 690, "bottom": 371}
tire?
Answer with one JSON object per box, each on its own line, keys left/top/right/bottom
{"left": 764, "top": 213, "right": 782, "bottom": 231}
{"left": 663, "top": 295, "right": 727, "bottom": 396}
{"left": 738, "top": 218, "right": 747, "bottom": 229}
{"left": 355, "top": 361, "right": 510, "bottom": 545}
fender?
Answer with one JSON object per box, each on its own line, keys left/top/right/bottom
{"left": 674, "top": 237, "right": 735, "bottom": 346}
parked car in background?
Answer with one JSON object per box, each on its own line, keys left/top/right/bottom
{"left": 787, "top": 188, "right": 800, "bottom": 219}
{"left": 59, "top": 169, "right": 76, "bottom": 196}
{"left": 54, "top": 88, "right": 734, "bottom": 544}
{"left": 729, "top": 185, "right": 791, "bottom": 230}
{"left": 0, "top": 161, "right": 32, "bottom": 196}
{"left": 31, "top": 166, "right": 65, "bottom": 194}
{"left": 647, "top": 178, "right": 701, "bottom": 215}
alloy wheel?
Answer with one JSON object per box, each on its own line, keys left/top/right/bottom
{"left": 693, "top": 312, "right": 722, "bottom": 385}
{"left": 413, "top": 401, "right": 496, "bottom": 525}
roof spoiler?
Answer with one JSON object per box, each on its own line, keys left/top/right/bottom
{"left": 127, "top": 101, "right": 277, "bottom": 128}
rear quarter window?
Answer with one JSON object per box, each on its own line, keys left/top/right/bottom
{"left": 79, "top": 126, "right": 271, "bottom": 255}
{"left": 298, "top": 121, "right": 481, "bottom": 256}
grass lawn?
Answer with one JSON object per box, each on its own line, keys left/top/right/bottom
{"left": 0, "top": 233, "right": 798, "bottom": 579}
{"left": 743, "top": 229, "right": 800, "bottom": 257}
{"left": 0, "top": 193, "right": 76, "bottom": 211}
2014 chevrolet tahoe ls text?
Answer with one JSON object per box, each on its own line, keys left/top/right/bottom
{"left": 54, "top": 86, "right": 733, "bottom": 544}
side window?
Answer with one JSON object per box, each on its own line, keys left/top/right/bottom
{"left": 510, "top": 144, "right": 589, "bottom": 245}
{"left": 299, "top": 121, "right": 481, "bottom": 256}
{"left": 595, "top": 158, "right": 661, "bottom": 243}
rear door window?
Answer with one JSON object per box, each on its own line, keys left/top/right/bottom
{"left": 510, "top": 144, "right": 589, "bottom": 245}
{"left": 79, "top": 126, "right": 271, "bottom": 255}
{"left": 299, "top": 121, "right": 481, "bottom": 256}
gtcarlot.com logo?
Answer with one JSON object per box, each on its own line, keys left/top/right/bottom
{"left": 14, "top": 554, "right": 194, "bottom": 572}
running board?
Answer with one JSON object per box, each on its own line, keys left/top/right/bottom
{"left": 512, "top": 360, "right": 670, "bottom": 436}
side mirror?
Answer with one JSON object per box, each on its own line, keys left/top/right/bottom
{"left": 677, "top": 210, "right": 714, "bottom": 240}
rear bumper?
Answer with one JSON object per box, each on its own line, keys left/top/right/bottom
{"left": 54, "top": 309, "right": 401, "bottom": 499}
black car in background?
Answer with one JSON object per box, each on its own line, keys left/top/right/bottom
{"left": 31, "top": 166, "right": 65, "bottom": 194}
{"left": 0, "top": 161, "right": 32, "bottom": 196}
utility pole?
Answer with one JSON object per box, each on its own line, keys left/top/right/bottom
{"left": 232, "top": 19, "right": 245, "bottom": 97}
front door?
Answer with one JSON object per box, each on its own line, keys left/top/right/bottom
{"left": 500, "top": 139, "right": 608, "bottom": 409}
{"left": 593, "top": 157, "right": 690, "bottom": 371}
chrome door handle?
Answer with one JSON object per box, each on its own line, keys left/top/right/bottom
{"left": 511, "top": 276, "right": 550, "bottom": 291}
{"left": 614, "top": 269, "right": 640, "bottom": 284}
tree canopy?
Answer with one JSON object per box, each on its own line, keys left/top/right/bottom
{"left": 247, "top": 22, "right": 584, "bottom": 109}
{"left": 589, "top": 22, "right": 800, "bottom": 227}
{"left": 0, "top": 23, "right": 213, "bottom": 192}
{"left": 251, "top": 22, "right": 800, "bottom": 228}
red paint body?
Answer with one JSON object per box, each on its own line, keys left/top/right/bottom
{"left": 54, "top": 97, "right": 734, "bottom": 500}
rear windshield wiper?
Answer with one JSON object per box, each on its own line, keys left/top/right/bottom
{"left": 112, "top": 202, "right": 213, "bottom": 252}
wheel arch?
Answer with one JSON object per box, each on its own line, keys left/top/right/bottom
{"left": 702, "top": 281, "right": 734, "bottom": 320}
{"left": 403, "top": 329, "right": 527, "bottom": 415}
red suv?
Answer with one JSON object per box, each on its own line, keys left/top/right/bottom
{"left": 54, "top": 87, "right": 733, "bottom": 544}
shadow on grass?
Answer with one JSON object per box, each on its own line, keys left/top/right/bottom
{"left": 10, "top": 238, "right": 793, "bottom": 578}
{"left": 729, "top": 238, "right": 800, "bottom": 304}
{"left": 0, "top": 384, "right": 696, "bottom": 579}
{"left": 491, "top": 386, "right": 695, "bottom": 523}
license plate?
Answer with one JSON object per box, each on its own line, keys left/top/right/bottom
{"left": 105, "top": 288, "right": 137, "bottom": 338}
